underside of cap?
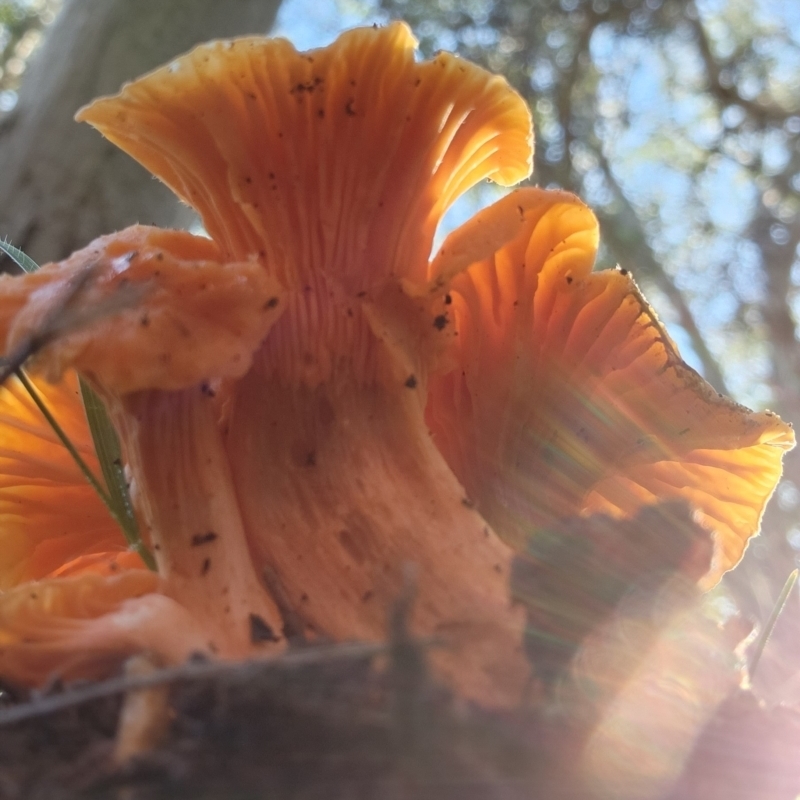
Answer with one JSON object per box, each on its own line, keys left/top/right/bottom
{"left": 77, "top": 23, "right": 532, "bottom": 291}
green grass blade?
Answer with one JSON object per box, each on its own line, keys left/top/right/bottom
{"left": 0, "top": 239, "right": 155, "bottom": 570}
{"left": 15, "top": 368, "right": 112, "bottom": 507}
{"left": 80, "top": 379, "right": 155, "bottom": 571}
{"left": 749, "top": 568, "right": 798, "bottom": 680}
{"left": 0, "top": 238, "right": 41, "bottom": 274}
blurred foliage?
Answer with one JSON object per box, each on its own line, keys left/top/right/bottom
{"left": 372, "top": 0, "right": 800, "bottom": 673}
{"left": 377, "top": 0, "right": 799, "bottom": 405}
{"left": 0, "top": 0, "right": 59, "bottom": 108}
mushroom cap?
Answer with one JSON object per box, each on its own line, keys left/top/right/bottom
{"left": 76, "top": 22, "right": 532, "bottom": 293}
{"left": 0, "top": 570, "right": 210, "bottom": 686}
{"left": 0, "top": 370, "right": 137, "bottom": 589}
{"left": 0, "top": 226, "right": 285, "bottom": 394}
{"left": 426, "top": 188, "right": 794, "bottom": 584}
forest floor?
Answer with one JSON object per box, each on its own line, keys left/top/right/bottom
{"left": 0, "top": 628, "right": 798, "bottom": 800}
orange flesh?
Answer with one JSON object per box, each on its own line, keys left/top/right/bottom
{"left": 227, "top": 352, "right": 529, "bottom": 705}
{"left": 76, "top": 24, "right": 531, "bottom": 293}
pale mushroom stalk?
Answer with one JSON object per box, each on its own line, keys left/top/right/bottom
{"left": 227, "top": 344, "right": 529, "bottom": 703}
{"left": 112, "top": 385, "right": 285, "bottom": 656}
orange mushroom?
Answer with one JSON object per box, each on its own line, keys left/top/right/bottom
{"left": 0, "top": 23, "right": 791, "bottom": 704}
{"left": 0, "top": 370, "right": 136, "bottom": 588}
{"left": 424, "top": 188, "right": 793, "bottom": 586}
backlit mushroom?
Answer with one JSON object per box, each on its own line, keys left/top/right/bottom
{"left": 0, "top": 370, "right": 137, "bottom": 588}
{"left": 0, "top": 23, "right": 792, "bottom": 704}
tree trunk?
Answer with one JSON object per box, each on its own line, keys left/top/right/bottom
{"left": 0, "top": 0, "right": 283, "bottom": 266}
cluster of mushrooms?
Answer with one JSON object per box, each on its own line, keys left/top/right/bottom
{"left": 0, "top": 23, "right": 791, "bottom": 736}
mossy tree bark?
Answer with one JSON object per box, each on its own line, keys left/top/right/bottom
{"left": 0, "top": 0, "right": 283, "bottom": 266}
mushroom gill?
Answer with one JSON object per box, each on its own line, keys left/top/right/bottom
{"left": 426, "top": 188, "right": 793, "bottom": 586}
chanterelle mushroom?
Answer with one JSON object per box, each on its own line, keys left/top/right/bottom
{"left": 0, "top": 23, "right": 792, "bottom": 704}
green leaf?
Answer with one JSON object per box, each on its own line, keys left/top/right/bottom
{"left": 79, "top": 379, "right": 156, "bottom": 570}
{"left": 0, "top": 237, "right": 42, "bottom": 274}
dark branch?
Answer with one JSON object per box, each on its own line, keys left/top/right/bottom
{"left": 688, "top": 4, "right": 788, "bottom": 125}
{"left": 594, "top": 150, "right": 731, "bottom": 394}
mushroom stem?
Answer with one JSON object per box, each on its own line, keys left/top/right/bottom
{"left": 226, "top": 358, "right": 530, "bottom": 707}
{"left": 112, "top": 385, "right": 285, "bottom": 657}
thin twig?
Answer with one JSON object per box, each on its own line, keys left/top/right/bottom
{"left": 0, "top": 639, "right": 443, "bottom": 727}
{"left": 749, "top": 568, "right": 798, "bottom": 680}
